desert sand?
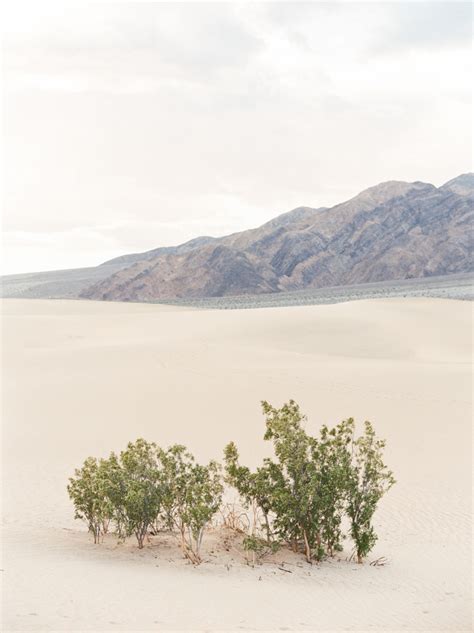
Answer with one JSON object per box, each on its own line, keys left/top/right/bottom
{"left": 1, "top": 297, "right": 472, "bottom": 632}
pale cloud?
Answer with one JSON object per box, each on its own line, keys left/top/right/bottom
{"left": 1, "top": 1, "right": 472, "bottom": 274}
{"left": 375, "top": 1, "right": 473, "bottom": 53}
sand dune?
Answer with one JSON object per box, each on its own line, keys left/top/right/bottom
{"left": 1, "top": 298, "right": 472, "bottom": 631}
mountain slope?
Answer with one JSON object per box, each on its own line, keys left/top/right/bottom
{"left": 100, "top": 235, "right": 217, "bottom": 268}
{"left": 92, "top": 245, "right": 279, "bottom": 302}
{"left": 440, "top": 173, "right": 474, "bottom": 196}
{"left": 81, "top": 175, "right": 473, "bottom": 301}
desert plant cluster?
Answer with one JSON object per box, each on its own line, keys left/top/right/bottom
{"left": 68, "top": 400, "right": 395, "bottom": 566}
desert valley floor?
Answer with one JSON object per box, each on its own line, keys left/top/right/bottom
{"left": 1, "top": 297, "right": 472, "bottom": 632}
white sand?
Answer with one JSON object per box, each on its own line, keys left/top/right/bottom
{"left": 1, "top": 297, "right": 472, "bottom": 632}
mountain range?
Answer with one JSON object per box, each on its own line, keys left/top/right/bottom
{"left": 2, "top": 173, "right": 473, "bottom": 302}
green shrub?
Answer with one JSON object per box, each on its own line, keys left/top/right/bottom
{"left": 242, "top": 534, "right": 280, "bottom": 566}
{"left": 224, "top": 441, "right": 275, "bottom": 542}
{"left": 67, "top": 456, "right": 114, "bottom": 544}
{"left": 345, "top": 421, "right": 396, "bottom": 563}
{"left": 106, "top": 439, "right": 163, "bottom": 549}
{"left": 225, "top": 401, "right": 394, "bottom": 564}
{"left": 160, "top": 445, "right": 222, "bottom": 563}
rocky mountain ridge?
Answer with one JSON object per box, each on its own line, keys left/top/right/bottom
{"left": 81, "top": 173, "right": 473, "bottom": 302}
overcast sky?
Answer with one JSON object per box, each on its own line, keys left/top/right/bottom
{"left": 1, "top": 1, "right": 472, "bottom": 274}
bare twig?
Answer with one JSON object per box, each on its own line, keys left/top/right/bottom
{"left": 370, "top": 556, "right": 388, "bottom": 567}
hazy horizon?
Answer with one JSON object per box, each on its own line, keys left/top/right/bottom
{"left": 2, "top": 1, "right": 472, "bottom": 274}
{"left": 2, "top": 171, "right": 472, "bottom": 276}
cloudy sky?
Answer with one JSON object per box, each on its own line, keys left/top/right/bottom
{"left": 2, "top": 1, "right": 472, "bottom": 274}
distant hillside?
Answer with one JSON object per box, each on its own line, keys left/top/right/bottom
{"left": 0, "top": 263, "right": 126, "bottom": 300}
{"left": 2, "top": 173, "right": 472, "bottom": 302}
{"left": 82, "top": 174, "right": 473, "bottom": 302}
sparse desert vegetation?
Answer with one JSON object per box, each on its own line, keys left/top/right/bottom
{"left": 3, "top": 2, "right": 472, "bottom": 630}
{"left": 68, "top": 401, "right": 394, "bottom": 567}
{"left": 3, "top": 297, "right": 471, "bottom": 631}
